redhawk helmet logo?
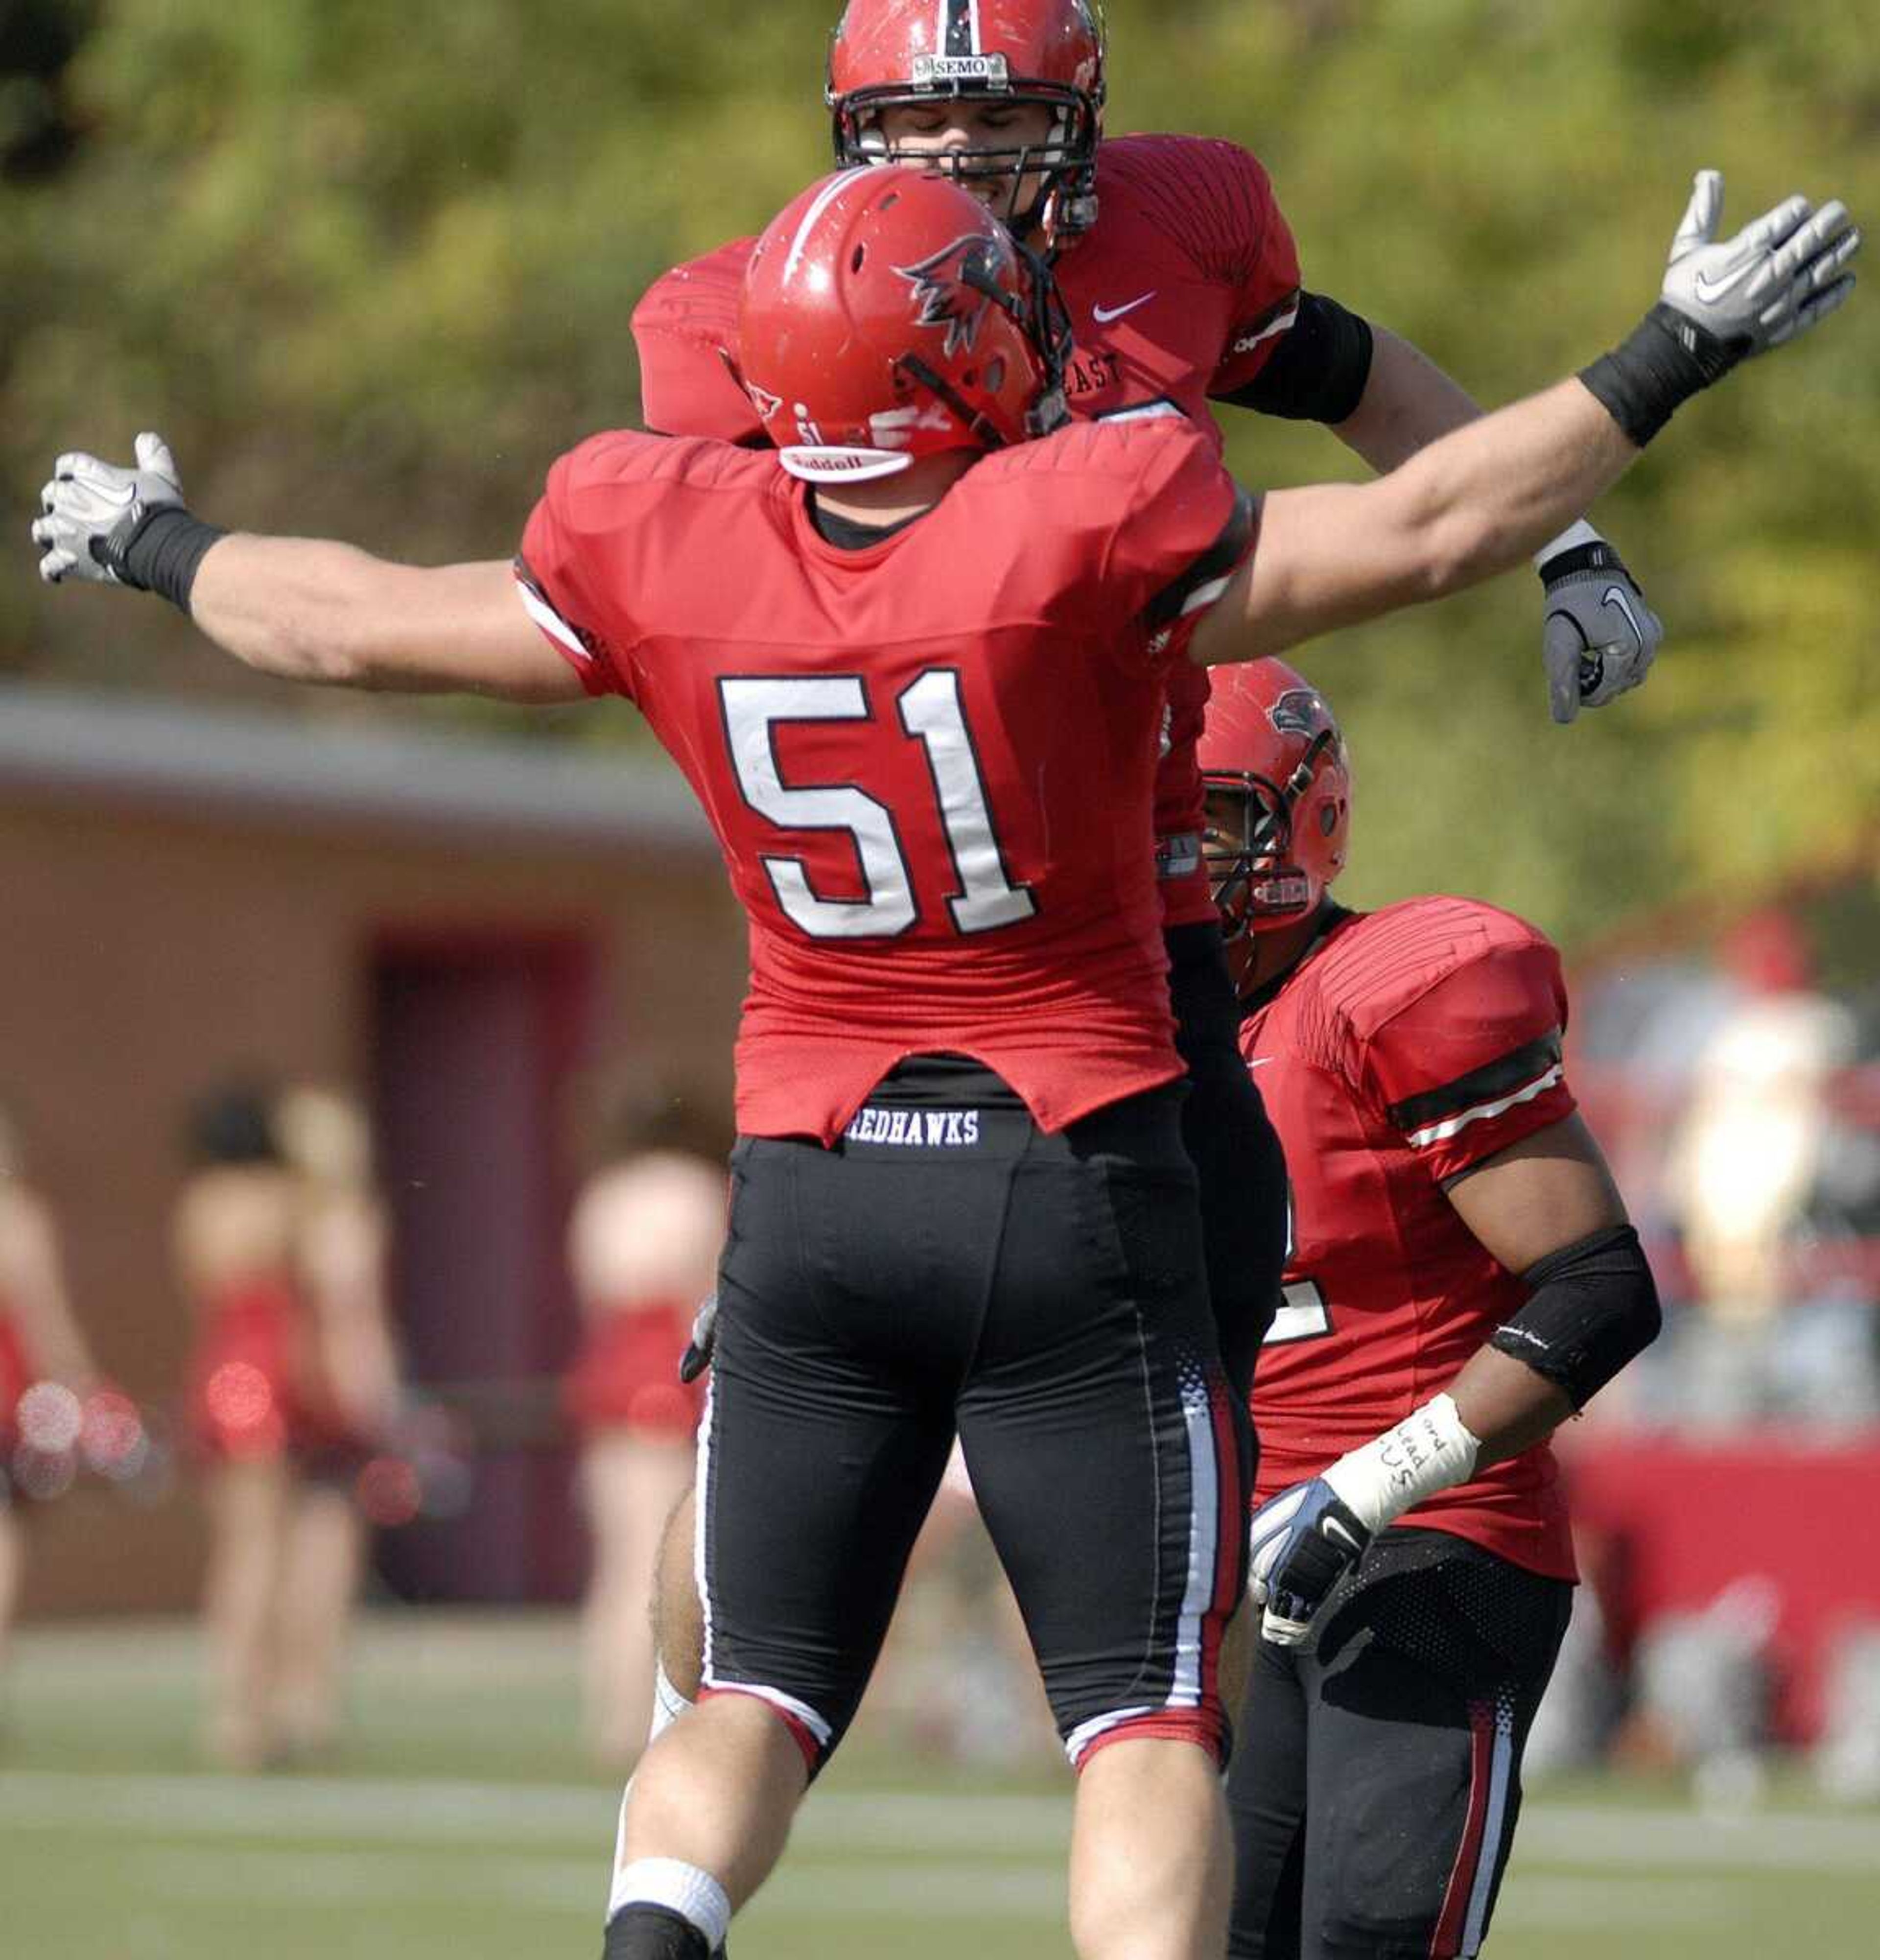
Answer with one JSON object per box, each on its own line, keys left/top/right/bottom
{"left": 895, "top": 234, "right": 1006, "bottom": 357}
{"left": 1269, "top": 687, "right": 1332, "bottom": 740}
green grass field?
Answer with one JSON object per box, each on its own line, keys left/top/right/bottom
{"left": 3, "top": 1614, "right": 1875, "bottom": 1960}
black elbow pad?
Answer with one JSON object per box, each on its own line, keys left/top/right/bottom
{"left": 1218, "top": 291, "right": 1375, "bottom": 424}
{"left": 1491, "top": 1223, "right": 1662, "bottom": 1410}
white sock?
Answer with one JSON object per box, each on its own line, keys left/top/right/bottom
{"left": 607, "top": 1857, "right": 731, "bottom": 1950}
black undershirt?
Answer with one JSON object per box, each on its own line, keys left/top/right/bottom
{"left": 809, "top": 497, "right": 924, "bottom": 550}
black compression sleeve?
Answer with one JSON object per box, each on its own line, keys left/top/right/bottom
{"left": 1578, "top": 303, "right": 1745, "bottom": 447}
{"left": 1216, "top": 291, "right": 1375, "bottom": 425}
{"left": 1492, "top": 1223, "right": 1662, "bottom": 1410}
{"left": 100, "top": 504, "right": 228, "bottom": 614}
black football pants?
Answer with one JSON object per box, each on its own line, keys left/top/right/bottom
{"left": 699, "top": 1080, "right": 1250, "bottom": 1773}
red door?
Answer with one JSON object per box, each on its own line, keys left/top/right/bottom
{"left": 370, "top": 932, "right": 593, "bottom": 1604}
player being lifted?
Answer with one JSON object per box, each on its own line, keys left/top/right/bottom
{"left": 34, "top": 154, "right": 1858, "bottom": 1960}
{"left": 1199, "top": 661, "right": 1659, "bottom": 1960}
{"left": 627, "top": 0, "right": 1674, "bottom": 1731}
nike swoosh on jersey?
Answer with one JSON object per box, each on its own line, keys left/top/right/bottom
{"left": 1248, "top": 1056, "right": 1274, "bottom": 1070}
{"left": 1092, "top": 291, "right": 1157, "bottom": 324}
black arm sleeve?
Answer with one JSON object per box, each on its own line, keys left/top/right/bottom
{"left": 1214, "top": 291, "right": 1375, "bottom": 425}
{"left": 1491, "top": 1223, "right": 1662, "bottom": 1410}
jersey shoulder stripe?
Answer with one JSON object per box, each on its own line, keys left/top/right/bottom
{"left": 1144, "top": 488, "right": 1256, "bottom": 629}
{"left": 1387, "top": 1033, "right": 1565, "bottom": 1146}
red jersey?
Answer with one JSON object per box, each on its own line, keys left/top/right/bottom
{"left": 1242, "top": 898, "right": 1580, "bottom": 1581}
{"left": 517, "top": 417, "right": 1254, "bottom": 1144}
{"left": 632, "top": 134, "right": 1302, "bottom": 929}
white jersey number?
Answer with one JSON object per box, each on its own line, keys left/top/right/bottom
{"left": 1263, "top": 1180, "right": 1334, "bottom": 1345}
{"left": 721, "top": 673, "right": 1036, "bottom": 941}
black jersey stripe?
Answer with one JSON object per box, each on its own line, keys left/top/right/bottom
{"left": 1386, "top": 1033, "right": 1564, "bottom": 1136}
{"left": 1143, "top": 489, "right": 1258, "bottom": 631}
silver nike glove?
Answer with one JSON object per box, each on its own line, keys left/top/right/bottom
{"left": 1659, "top": 170, "right": 1859, "bottom": 356}
{"left": 32, "top": 432, "right": 185, "bottom": 586}
{"left": 1538, "top": 529, "right": 1663, "bottom": 725}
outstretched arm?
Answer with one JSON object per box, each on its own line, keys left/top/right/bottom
{"left": 1194, "top": 172, "right": 1858, "bottom": 673}
{"left": 33, "top": 435, "right": 585, "bottom": 704}
{"left": 1328, "top": 324, "right": 1482, "bottom": 471}
{"left": 1205, "top": 376, "right": 1635, "bottom": 665}
{"left": 190, "top": 538, "right": 582, "bottom": 701}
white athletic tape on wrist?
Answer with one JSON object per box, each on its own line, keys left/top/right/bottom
{"left": 1321, "top": 1393, "right": 1481, "bottom": 1535}
{"left": 608, "top": 1857, "right": 732, "bottom": 1951}
{"left": 1533, "top": 517, "right": 1604, "bottom": 571}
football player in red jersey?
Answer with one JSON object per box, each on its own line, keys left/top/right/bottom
{"left": 35, "top": 162, "right": 1856, "bottom": 1960}
{"left": 625, "top": 0, "right": 1678, "bottom": 1737}
{"left": 1198, "top": 661, "right": 1662, "bottom": 1960}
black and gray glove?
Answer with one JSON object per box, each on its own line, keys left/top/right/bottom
{"left": 678, "top": 1293, "right": 719, "bottom": 1385}
{"left": 1537, "top": 524, "right": 1663, "bottom": 725}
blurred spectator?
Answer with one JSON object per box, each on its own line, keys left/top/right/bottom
{"left": 1814, "top": 1622, "right": 1880, "bottom": 1802}
{"left": 564, "top": 1085, "right": 727, "bottom": 1769}
{"left": 175, "top": 1080, "right": 400, "bottom": 1769}
{"left": 1617, "top": 1575, "right": 1782, "bottom": 1807}
{"left": 1657, "top": 909, "right": 1874, "bottom": 1429}
{"left": 0, "top": 1100, "right": 99, "bottom": 1711}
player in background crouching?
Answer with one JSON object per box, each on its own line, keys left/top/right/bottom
{"left": 1198, "top": 662, "right": 1661, "bottom": 1960}
{"left": 34, "top": 159, "right": 1859, "bottom": 1960}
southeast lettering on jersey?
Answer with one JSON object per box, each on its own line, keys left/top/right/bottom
{"left": 843, "top": 1107, "right": 984, "bottom": 1148}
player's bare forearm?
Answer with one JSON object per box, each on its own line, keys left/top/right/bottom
{"left": 1331, "top": 326, "right": 1483, "bottom": 471}
{"left": 1192, "top": 378, "right": 1638, "bottom": 666}
{"left": 190, "top": 539, "right": 584, "bottom": 702}
{"left": 1443, "top": 1345, "right": 1575, "bottom": 1470}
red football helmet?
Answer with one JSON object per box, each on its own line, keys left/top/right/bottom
{"left": 737, "top": 165, "right": 1071, "bottom": 482}
{"left": 1198, "top": 660, "right": 1352, "bottom": 938}
{"left": 827, "top": 0, "right": 1107, "bottom": 238}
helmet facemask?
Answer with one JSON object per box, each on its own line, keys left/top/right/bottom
{"left": 835, "top": 71, "right": 1103, "bottom": 244}
{"left": 1202, "top": 728, "right": 1340, "bottom": 942}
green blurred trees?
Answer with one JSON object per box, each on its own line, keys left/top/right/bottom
{"left": 1, "top": 0, "right": 1874, "bottom": 944}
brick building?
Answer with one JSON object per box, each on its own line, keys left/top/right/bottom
{"left": 0, "top": 686, "right": 743, "bottom": 1613}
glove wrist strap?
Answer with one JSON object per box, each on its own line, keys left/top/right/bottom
{"left": 97, "top": 504, "right": 226, "bottom": 613}
{"left": 1579, "top": 302, "right": 1746, "bottom": 448}
{"left": 1321, "top": 1392, "right": 1481, "bottom": 1535}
